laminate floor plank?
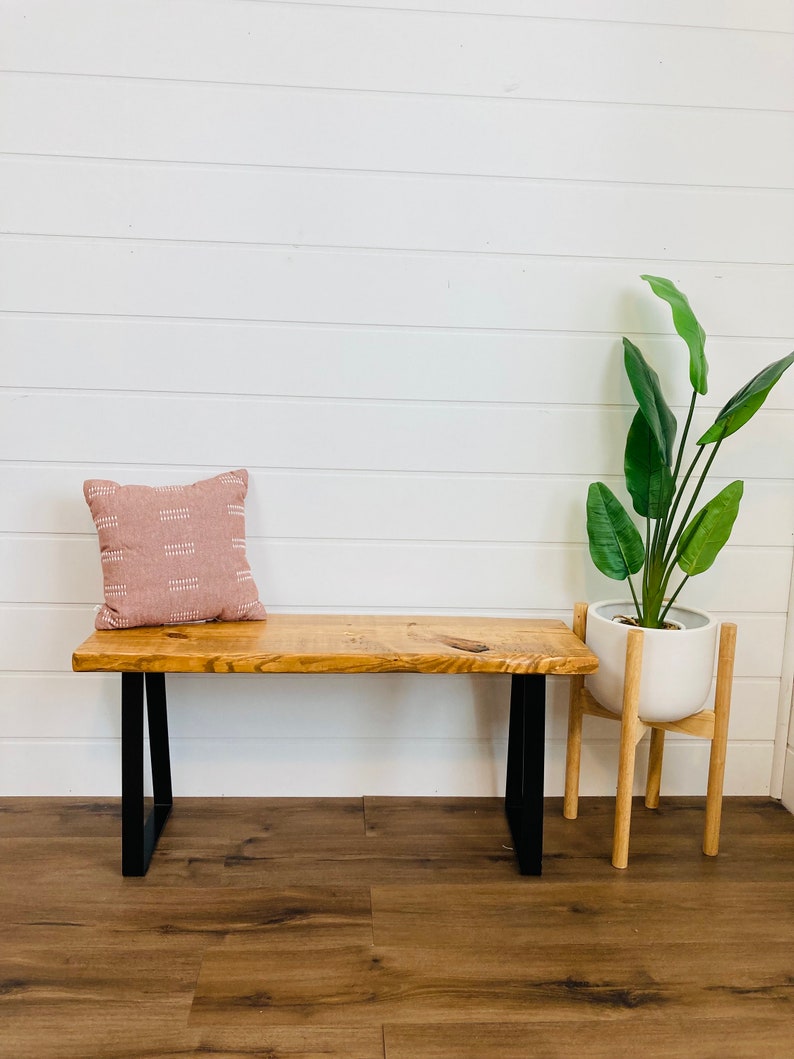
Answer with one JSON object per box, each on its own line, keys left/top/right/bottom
{"left": 544, "top": 800, "right": 794, "bottom": 881}
{"left": 4, "top": 1020, "right": 384, "bottom": 1059}
{"left": 384, "top": 1016, "right": 794, "bottom": 1059}
{"left": 187, "top": 1025, "right": 386, "bottom": 1059}
{"left": 371, "top": 880, "right": 794, "bottom": 948}
{"left": 364, "top": 796, "right": 508, "bottom": 837}
{"left": 0, "top": 836, "right": 125, "bottom": 886}
{"left": 543, "top": 839, "right": 794, "bottom": 881}
{"left": 4, "top": 885, "right": 373, "bottom": 948}
{"left": 162, "top": 796, "right": 366, "bottom": 841}
{"left": 4, "top": 1016, "right": 199, "bottom": 1059}
{"left": 0, "top": 836, "right": 229, "bottom": 895}
{"left": 221, "top": 832, "right": 517, "bottom": 887}
{"left": 190, "top": 940, "right": 794, "bottom": 1026}
{"left": 0, "top": 925, "right": 202, "bottom": 1055}
{"left": 0, "top": 797, "right": 121, "bottom": 838}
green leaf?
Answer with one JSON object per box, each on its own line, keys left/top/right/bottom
{"left": 623, "top": 338, "right": 677, "bottom": 466}
{"left": 677, "top": 480, "right": 744, "bottom": 576}
{"left": 641, "top": 274, "right": 709, "bottom": 395}
{"left": 624, "top": 410, "right": 674, "bottom": 519}
{"left": 697, "top": 352, "right": 794, "bottom": 445}
{"left": 586, "top": 482, "right": 645, "bottom": 581}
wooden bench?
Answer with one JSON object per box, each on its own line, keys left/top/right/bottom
{"left": 72, "top": 613, "right": 597, "bottom": 877}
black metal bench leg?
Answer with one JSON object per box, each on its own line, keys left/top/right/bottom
{"left": 120, "top": 672, "right": 173, "bottom": 876}
{"left": 505, "top": 673, "right": 546, "bottom": 875}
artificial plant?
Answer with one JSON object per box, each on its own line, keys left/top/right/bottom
{"left": 586, "top": 275, "right": 794, "bottom": 629}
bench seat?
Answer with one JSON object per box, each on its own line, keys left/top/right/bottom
{"left": 73, "top": 613, "right": 597, "bottom": 877}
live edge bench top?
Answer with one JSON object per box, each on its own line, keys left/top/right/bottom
{"left": 72, "top": 613, "right": 598, "bottom": 878}
{"left": 72, "top": 613, "right": 598, "bottom": 677}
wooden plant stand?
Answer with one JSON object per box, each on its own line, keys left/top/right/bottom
{"left": 563, "top": 602, "right": 737, "bottom": 869}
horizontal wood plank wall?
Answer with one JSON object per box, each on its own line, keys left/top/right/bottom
{"left": 1, "top": 0, "right": 793, "bottom": 798}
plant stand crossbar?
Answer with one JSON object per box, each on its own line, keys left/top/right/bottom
{"left": 563, "top": 602, "right": 737, "bottom": 869}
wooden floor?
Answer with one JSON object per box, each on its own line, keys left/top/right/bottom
{"left": 0, "top": 796, "right": 792, "bottom": 1058}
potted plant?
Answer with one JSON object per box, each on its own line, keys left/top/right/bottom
{"left": 585, "top": 275, "right": 793, "bottom": 721}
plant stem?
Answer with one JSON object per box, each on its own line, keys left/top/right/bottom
{"left": 627, "top": 574, "right": 642, "bottom": 622}
{"left": 643, "top": 516, "right": 652, "bottom": 610}
{"left": 662, "top": 433, "right": 726, "bottom": 569}
{"left": 671, "top": 391, "right": 698, "bottom": 487}
{"left": 660, "top": 445, "right": 705, "bottom": 557}
{"left": 644, "top": 416, "right": 723, "bottom": 629}
{"left": 659, "top": 575, "right": 691, "bottom": 624}
{"left": 654, "top": 390, "right": 698, "bottom": 562}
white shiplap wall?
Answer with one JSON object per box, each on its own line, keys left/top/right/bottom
{"left": 1, "top": 0, "right": 793, "bottom": 800}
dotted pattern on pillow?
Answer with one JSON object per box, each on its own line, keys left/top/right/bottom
{"left": 84, "top": 469, "right": 266, "bottom": 630}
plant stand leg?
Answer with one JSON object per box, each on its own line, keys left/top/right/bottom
{"left": 645, "top": 727, "right": 665, "bottom": 809}
{"left": 563, "top": 603, "right": 589, "bottom": 820}
{"left": 612, "top": 628, "right": 644, "bottom": 870}
{"left": 703, "top": 623, "right": 737, "bottom": 856}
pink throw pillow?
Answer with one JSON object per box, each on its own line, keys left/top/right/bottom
{"left": 84, "top": 469, "right": 266, "bottom": 630}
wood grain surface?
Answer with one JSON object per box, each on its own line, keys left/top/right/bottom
{"left": 72, "top": 613, "right": 598, "bottom": 676}
{"left": 2, "top": 796, "right": 791, "bottom": 1058}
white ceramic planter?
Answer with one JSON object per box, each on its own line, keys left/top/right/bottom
{"left": 585, "top": 600, "right": 719, "bottom": 722}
